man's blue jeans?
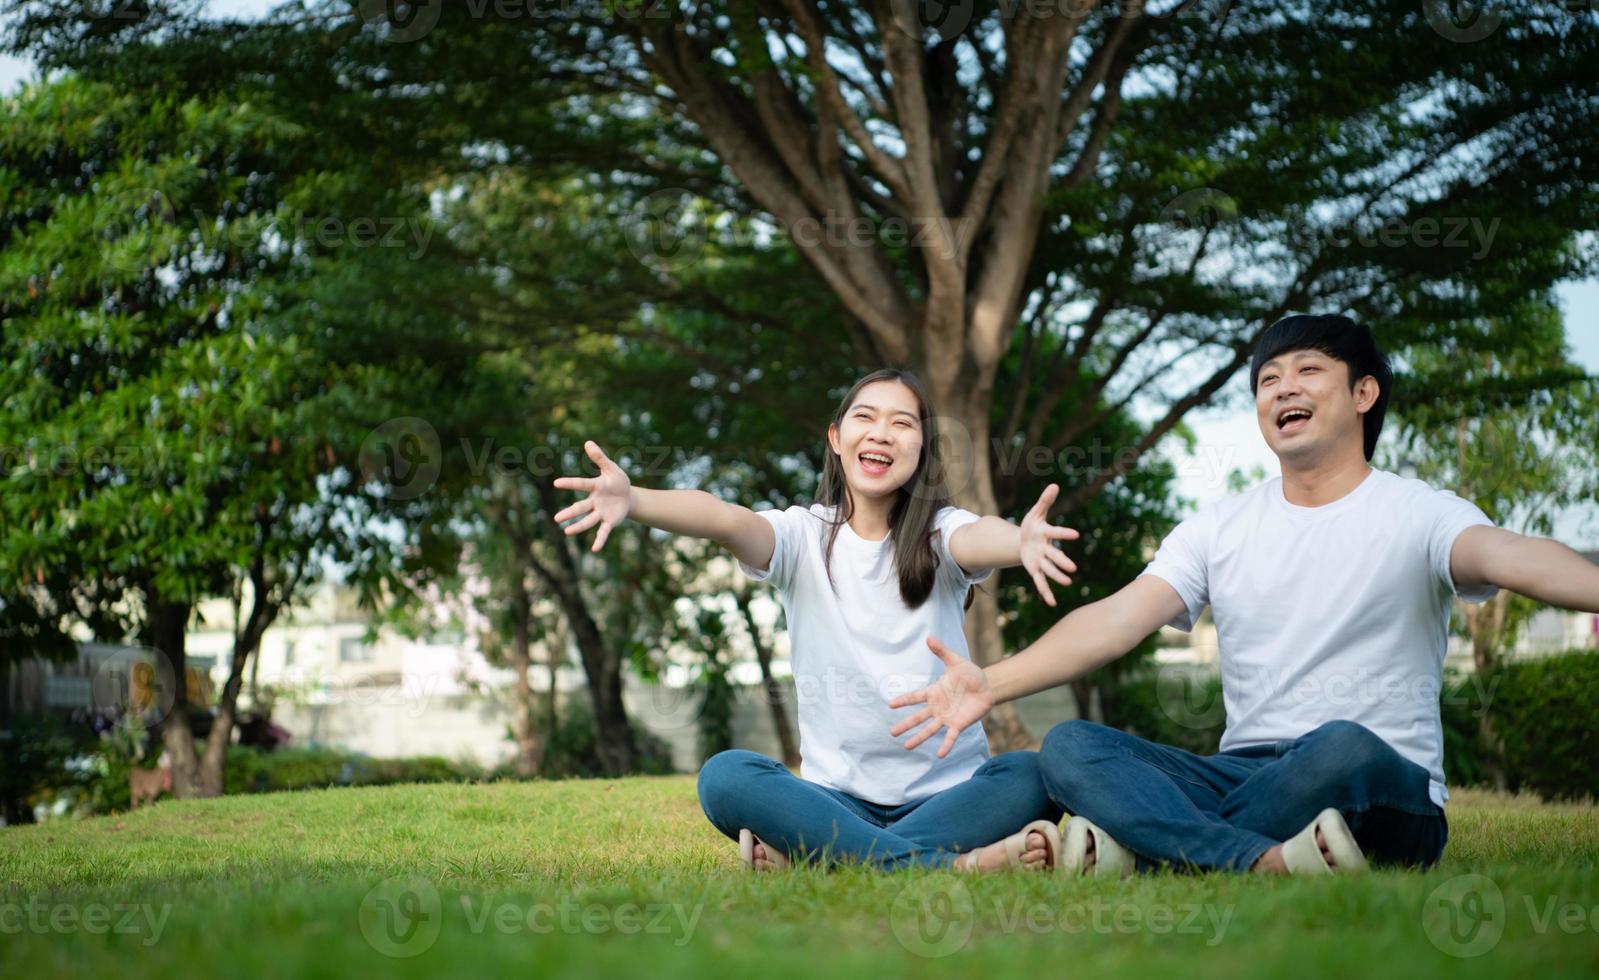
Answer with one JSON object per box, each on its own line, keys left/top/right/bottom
{"left": 1039, "top": 719, "right": 1448, "bottom": 871}
{"left": 697, "top": 749, "right": 1062, "bottom": 870}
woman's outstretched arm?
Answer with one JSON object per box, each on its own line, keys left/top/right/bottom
{"left": 553, "top": 441, "right": 776, "bottom": 570}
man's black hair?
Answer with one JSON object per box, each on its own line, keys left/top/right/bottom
{"left": 1249, "top": 314, "right": 1393, "bottom": 461}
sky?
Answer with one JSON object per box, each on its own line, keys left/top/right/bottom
{"left": 5, "top": 2, "right": 1596, "bottom": 544}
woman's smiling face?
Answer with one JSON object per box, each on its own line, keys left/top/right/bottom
{"left": 827, "top": 379, "right": 925, "bottom": 500}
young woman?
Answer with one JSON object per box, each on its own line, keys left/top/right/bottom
{"left": 554, "top": 369, "right": 1079, "bottom": 872}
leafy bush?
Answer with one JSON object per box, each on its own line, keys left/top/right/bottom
{"left": 1482, "top": 650, "right": 1599, "bottom": 801}
{"left": 539, "top": 702, "right": 675, "bottom": 779}
{"left": 1109, "top": 663, "right": 1226, "bottom": 756}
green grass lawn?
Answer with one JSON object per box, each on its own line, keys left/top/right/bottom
{"left": 2, "top": 778, "right": 1596, "bottom": 978}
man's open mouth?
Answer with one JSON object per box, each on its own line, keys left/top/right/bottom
{"left": 1276, "top": 407, "right": 1313, "bottom": 433}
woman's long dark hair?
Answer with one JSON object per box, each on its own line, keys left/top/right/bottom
{"left": 815, "top": 368, "right": 953, "bottom": 609}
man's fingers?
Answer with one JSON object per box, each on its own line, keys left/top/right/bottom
{"left": 902, "top": 720, "right": 945, "bottom": 752}
{"left": 553, "top": 476, "right": 596, "bottom": 492}
{"left": 890, "top": 707, "right": 934, "bottom": 738}
{"left": 926, "top": 636, "right": 959, "bottom": 666}
{"left": 889, "top": 689, "right": 930, "bottom": 710}
{"left": 564, "top": 511, "right": 602, "bottom": 536}
{"left": 937, "top": 725, "right": 962, "bottom": 759}
{"left": 552, "top": 498, "right": 592, "bottom": 524}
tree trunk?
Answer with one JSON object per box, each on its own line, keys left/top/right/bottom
{"left": 735, "top": 587, "right": 800, "bottom": 769}
{"left": 533, "top": 480, "right": 641, "bottom": 774}
{"left": 507, "top": 568, "right": 545, "bottom": 778}
{"left": 929, "top": 379, "right": 1038, "bottom": 751}
{"left": 146, "top": 594, "right": 205, "bottom": 798}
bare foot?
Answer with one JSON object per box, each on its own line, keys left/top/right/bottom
{"left": 955, "top": 830, "right": 1053, "bottom": 873}
{"left": 1253, "top": 829, "right": 1336, "bottom": 874}
{"left": 749, "top": 837, "right": 787, "bottom": 872}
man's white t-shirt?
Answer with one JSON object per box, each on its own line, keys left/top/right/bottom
{"left": 1141, "top": 469, "right": 1496, "bottom": 808}
{"left": 738, "top": 504, "right": 992, "bottom": 806}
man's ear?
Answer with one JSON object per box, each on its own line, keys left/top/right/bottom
{"left": 1353, "top": 375, "right": 1381, "bottom": 415}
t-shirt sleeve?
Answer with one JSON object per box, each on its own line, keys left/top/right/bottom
{"left": 736, "top": 505, "right": 809, "bottom": 593}
{"left": 1425, "top": 489, "right": 1499, "bottom": 604}
{"left": 1140, "top": 512, "right": 1211, "bottom": 631}
{"left": 933, "top": 506, "right": 994, "bottom": 588}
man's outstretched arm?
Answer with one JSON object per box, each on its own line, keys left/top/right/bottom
{"left": 890, "top": 576, "right": 1189, "bottom": 757}
{"left": 1451, "top": 526, "right": 1599, "bottom": 612}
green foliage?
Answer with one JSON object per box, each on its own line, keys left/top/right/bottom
{"left": 1482, "top": 651, "right": 1599, "bottom": 802}
{"left": 540, "top": 702, "right": 675, "bottom": 779}
{"left": 1108, "top": 664, "right": 1227, "bottom": 756}
{"left": 0, "top": 715, "right": 98, "bottom": 823}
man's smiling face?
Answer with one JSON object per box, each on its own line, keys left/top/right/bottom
{"left": 1255, "top": 348, "right": 1376, "bottom": 465}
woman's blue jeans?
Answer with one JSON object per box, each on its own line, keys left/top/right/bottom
{"left": 697, "top": 749, "right": 1062, "bottom": 870}
{"left": 1039, "top": 719, "right": 1448, "bottom": 872}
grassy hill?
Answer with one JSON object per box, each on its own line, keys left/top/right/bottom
{"left": 2, "top": 778, "right": 1596, "bottom": 978}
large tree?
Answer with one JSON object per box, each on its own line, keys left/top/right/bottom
{"left": 13, "top": 0, "right": 1598, "bottom": 749}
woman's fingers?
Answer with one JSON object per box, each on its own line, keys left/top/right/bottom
{"left": 890, "top": 706, "right": 934, "bottom": 738}
{"left": 552, "top": 498, "right": 593, "bottom": 524}
{"left": 590, "top": 521, "right": 613, "bottom": 553}
{"left": 1049, "top": 548, "right": 1078, "bottom": 574}
{"left": 1031, "top": 569, "right": 1056, "bottom": 607}
{"left": 584, "top": 440, "right": 613, "bottom": 471}
{"left": 553, "top": 476, "right": 596, "bottom": 492}
{"left": 1042, "top": 561, "right": 1072, "bottom": 587}
{"left": 1031, "top": 483, "right": 1060, "bottom": 516}
{"left": 564, "top": 511, "right": 603, "bottom": 536}
{"left": 1046, "top": 525, "right": 1081, "bottom": 541}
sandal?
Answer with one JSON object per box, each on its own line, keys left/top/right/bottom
{"left": 1061, "top": 815, "right": 1134, "bottom": 878}
{"left": 955, "top": 819, "right": 1062, "bottom": 873}
{"left": 738, "top": 828, "right": 792, "bottom": 871}
{"left": 1281, "top": 807, "right": 1368, "bottom": 875}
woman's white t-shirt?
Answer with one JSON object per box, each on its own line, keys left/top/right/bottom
{"left": 1142, "top": 469, "right": 1496, "bottom": 807}
{"left": 738, "top": 503, "right": 992, "bottom": 806}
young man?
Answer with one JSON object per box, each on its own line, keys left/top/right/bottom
{"left": 890, "top": 314, "right": 1599, "bottom": 875}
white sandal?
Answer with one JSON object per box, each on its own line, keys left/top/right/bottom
{"left": 738, "top": 828, "right": 792, "bottom": 871}
{"left": 955, "top": 819, "right": 1062, "bottom": 873}
{"left": 1061, "top": 815, "right": 1134, "bottom": 878}
{"left": 1281, "top": 808, "right": 1369, "bottom": 875}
